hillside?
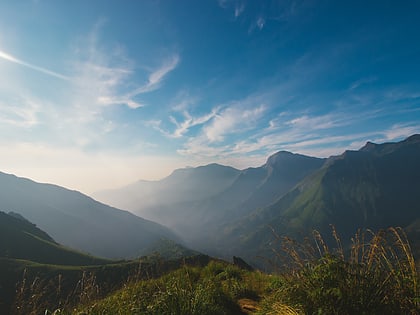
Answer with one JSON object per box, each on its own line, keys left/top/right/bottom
{"left": 0, "top": 211, "right": 108, "bottom": 265}
{"left": 93, "top": 163, "right": 240, "bottom": 211}
{"left": 0, "top": 172, "right": 178, "bottom": 259}
{"left": 221, "top": 135, "right": 420, "bottom": 264}
{"left": 94, "top": 152, "right": 324, "bottom": 254}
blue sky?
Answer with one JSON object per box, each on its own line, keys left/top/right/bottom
{"left": 0, "top": 0, "right": 419, "bottom": 193}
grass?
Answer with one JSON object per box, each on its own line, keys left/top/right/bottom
{"left": 259, "top": 226, "right": 419, "bottom": 315}
{"left": 6, "top": 255, "right": 220, "bottom": 315}
{"left": 71, "top": 261, "right": 272, "bottom": 315}
{"left": 6, "top": 228, "right": 419, "bottom": 315}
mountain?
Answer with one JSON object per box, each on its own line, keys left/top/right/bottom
{"left": 221, "top": 135, "right": 420, "bottom": 264}
{"left": 223, "top": 151, "right": 326, "bottom": 220}
{"left": 0, "top": 211, "right": 108, "bottom": 265}
{"left": 93, "top": 163, "right": 240, "bottom": 211}
{"left": 0, "top": 172, "right": 178, "bottom": 259}
{"left": 94, "top": 152, "right": 325, "bottom": 254}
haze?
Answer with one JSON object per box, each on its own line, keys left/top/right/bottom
{"left": 1, "top": 1, "right": 419, "bottom": 194}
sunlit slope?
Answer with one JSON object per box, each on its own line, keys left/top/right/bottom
{"left": 0, "top": 173, "right": 179, "bottom": 259}
{"left": 224, "top": 135, "right": 420, "bottom": 259}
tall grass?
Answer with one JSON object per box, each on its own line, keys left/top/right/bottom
{"left": 76, "top": 261, "right": 265, "bottom": 314}
{"left": 259, "top": 226, "right": 419, "bottom": 315}
{"left": 13, "top": 270, "right": 100, "bottom": 315}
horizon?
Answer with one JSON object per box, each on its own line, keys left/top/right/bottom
{"left": 1, "top": 1, "right": 420, "bottom": 194}
{"left": 3, "top": 133, "right": 418, "bottom": 195}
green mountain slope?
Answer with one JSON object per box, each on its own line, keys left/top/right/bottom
{"left": 0, "top": 211, "right": 108, "bottom": 266}
{"left": 0, "top": 173, "right": 179, "bottom": 259}
{"left": 224, "top": 135, "right": 420, "bottom": 263}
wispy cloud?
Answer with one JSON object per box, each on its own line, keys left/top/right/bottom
{"left": 204, "top": 104, "right": 266, "bottom": 142}
{"left": 0, "top": 22, "right": 180, "bottom": 152}
{"left": 379, "top": 123, "right": 420, "bottom": 142}
{"left": 256, "top": 16, "right": 265, "bottom": 30}
{"left": 349, "top": 76, "right": 377, "bottom": 90}
{"left": 0, "top": 97, "right": 40, "bottom": 127}
{"left": 285, "top": 112, "right": 355, "bottom": 131}
{"left": 0, "top": 49, "right": 70, "bottom": 80}
{"left": 126, "top": 54, "right": 180, "bottom": 98}
{"left": 70, "top": 26, "right": 179, "bottom": 111}
{"left": 234, "top": 2, "right": 245, "bottom": 17}
{"left": 170, "top": 109, "right": 218, "bottom": 138}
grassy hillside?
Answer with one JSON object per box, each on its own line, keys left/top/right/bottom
{"left": 0, "top": 211, "right": 109, "bottom": 266}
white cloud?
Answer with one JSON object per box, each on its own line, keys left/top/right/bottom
{"left": 349, "top": 76, "right": 377, "bottom": 90}
{"left": 126, "top": 54, "right": 180, "bottom": 98}
{"left": 235, "top": 2, "right": 245, "bottom": 17}
{"left": 170, "top": 109, "right": 218, "bottom": 138}
{"left": 256, "top": 16, "right": 265, "bottom": 30}
{"left": 204, "top": 104, "right": 266, "bottom": 142}
{"left": 0, "top": 96, "right": 40, "bottom": 127}
{"left": 286, "top": 113, "right": 347, "bottom": 130}
{"left": 70, "top": 26, "right": 179, "bottom": 112}
{"left": 380, "top": 123, "right": 420, "bottom": 142}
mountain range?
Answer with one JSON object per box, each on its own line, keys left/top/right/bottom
{"left": 94, "top": 151, "right": 325, "bottom": 253}
{"left": 94, "top": 135, "right": 420, "bottom": 265}
{"left": 1, "top": 135, "right": 419, "bottom": 267}
{"left": 0, "top": 173, "right": 178, "bottom": 259}
{"left": 218, "top": 134, "right": 420, "bottom": 264}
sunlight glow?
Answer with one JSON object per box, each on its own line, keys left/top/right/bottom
{"left": 0, "top": 49, "right": 69, "bottom": 80}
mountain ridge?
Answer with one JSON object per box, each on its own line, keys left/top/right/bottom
{"left": 0, "top": 211, "right": 109, "bottom": 265}
{"left": 0, "top": 172, "right": 179, "bottom": 259}
{"left": 94, "top": 150, "right": 326, "bottom": 254}
{"left": 218, "top": 135, "right": 420, "bottom": 264}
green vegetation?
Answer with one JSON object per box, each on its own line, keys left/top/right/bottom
{"left": 0, "top": 211, "right": 109, "bottom": 266}
{"left": 4, "top": 255, "right": 214, "bottom": 315}
{"left": 259, "top": 227, "right": 419, "bottom": 315}
{"left": 8, "top": 228, "right": 418, "bottom": 315}
{"left": 73, "top": 261, "right": 267, "bottom": 315}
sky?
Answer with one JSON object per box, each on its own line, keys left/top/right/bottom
{"left": 0, "top": 0, "right": 419, "bottom": 194}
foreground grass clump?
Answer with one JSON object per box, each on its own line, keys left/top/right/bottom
{"left": 259, "top": 227, "right": 419, "bottom": 315}
{"left": 74, "top": 261, "right": 269, "bottom": 315}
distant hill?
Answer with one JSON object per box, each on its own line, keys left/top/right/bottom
{"left": 94, "top": 163, "right": 240, "bottom": 211}
{"left": 220, "top": 135, "right": 420, "bottom": 264}
{"left": 94, "top": 152, "right": 324, "bottom": 254}
{"left": 0, "top": 173, "right": 179, "bottom": 259}
{"left": 141, "top": 239, "right": 200, "bottom": 260}
{"left": 0, "top": 211, "right": 108, "bottom": 265}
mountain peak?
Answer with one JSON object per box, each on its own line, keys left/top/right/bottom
{"left": 359, "top": 141, "right": 377, "bottom": 152}
{"left": 405, "top": 134, "right": 420, "bottom": 143}
{"left": 265, "top": 151, "right": 323, "bottom": 168}
{"left": 359, "top": 134, "right": 420, "bottom": 154}
{"left": 265, "top": 151, "right": 297, "bottom": 166}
